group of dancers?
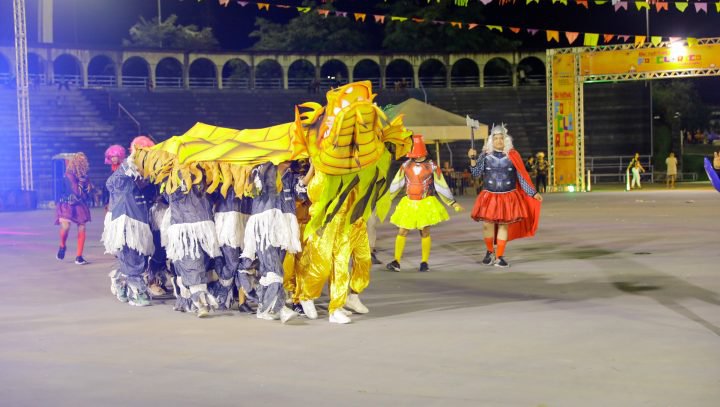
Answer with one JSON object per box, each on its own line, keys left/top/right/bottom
{"left": 88, "top": 125, "right": 540, "bottom": 324}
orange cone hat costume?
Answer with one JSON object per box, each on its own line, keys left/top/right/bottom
{"left": 385, "top": 134, "right": 461, "bottom": 272}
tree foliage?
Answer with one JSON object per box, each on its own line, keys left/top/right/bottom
{"left": 653, "top": 80, "right": 709, "bottom": 132}
{"left": 249, "top": 0, "right": 518, "bottom": 52}
{"left": 123, "top": 15, "right": 220, "bottom": 50}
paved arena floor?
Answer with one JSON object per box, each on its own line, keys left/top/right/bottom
{"left": 1, "top": 185, "right": 718, "bottom": 406}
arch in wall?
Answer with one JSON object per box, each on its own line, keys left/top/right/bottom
{"left": 386, "top": 59, "right": 414, "bottom": 88}
{"left": 121, "top": 56, "right": 150, "bottom": 88}
{"left": 53, "top": 54, "right": 82, "bottom": 85}
{"left": 320, "top": 59, "right": 349, "bottom": 87}
{"left": 255, "top": 59, "right": 283, "bottom": 89}
{"left": 288, "top": 59, "right": 315, "bottom": 89}
{"left": 451, "top": 58, "right": 479, "bottom": 87}
{"left": 418, "top": 58, "right": 447, "bottom": 88}
{"left": 188, "top": 57, "right": 217, "bottom": 88}
{"left": 483, "top": 57, "right": 512, "bottom": 87}
{"left": 87, "top": 54, "right": 116, "bottom": 87}
{"left": 222, "top": 58, "right": 250, "bottom": 89}
{"left": 517, "top": 56, "right": 546, "bottom": 86}
{"left": 352, "top": 59, "right": 381, "bottom": 88}
{"left": 156, "top": 57, "right": 183, "bottom": 88}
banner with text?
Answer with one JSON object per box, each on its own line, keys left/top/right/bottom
{"left": 551, "top": 53, "right": 578, "bottom": 186}
{"left": 580, "top": 42, "right": 720, "bottom": 75}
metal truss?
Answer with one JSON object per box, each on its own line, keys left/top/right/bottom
{"left": 548, "top": 37, "right": 720, "bottom": 56}
{"left": 546, "top": 58, "right": 555, "bottom": 189}
{"left": 13, "top": 0, "right": 33, "bottom": 191}
{"left": 583, "top": 68, "right": 720, "bottom": 83}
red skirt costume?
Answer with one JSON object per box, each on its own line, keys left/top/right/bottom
{"left": 55, "top": 172, "right": 92, "bottom": 225}
{"left": 471, "top": 149, "right": 540, "bottom": 241}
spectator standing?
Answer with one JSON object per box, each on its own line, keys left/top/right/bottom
{"left": 665, "top": 152, "right": 678, "bottom": 189}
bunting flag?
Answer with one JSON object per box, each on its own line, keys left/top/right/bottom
{"left": 547, "top": 30, "right": 560, "bottom": 42}
{"left": 565, "top": 31, "right": 579, "bottom": 44}
{"left": 668, "top": 36, "right": 682, "bottom": 42}
{"left": 655, "top": 2, "right": 668, "bottom": 11}
{"left": 675, "top": 2, "right": 689, "bottom": 11}
{"left": 526, "top": 0, "right": 540, "bottom": 3}
{"left": 716, "top": 2, "right": 720, "bottom": 12}
{"left": 211, "top": 0, "right": 708, "bottom": 48}
{"left": 615, "top": 1, "right": 628, "bottom": 11}
{"left": 595, "top": 0, "right": 608, "bottom": 4}
{"left": 687, "top": 37, "right": 699, "bottom": 46}
{"left": 584, "top": 33, "right": 599, "bottom": 46}
{"left": 481, "top": 0, "right": 494, "bottom": 4}
{"left": 577, "top": 0, "right": 589, "bottom": 8}
{"left": 635, "top": 1, "right": 650, "bottom": 10}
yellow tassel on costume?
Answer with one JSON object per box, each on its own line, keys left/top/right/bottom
{"left": 421, "top": 236, "right": 431, "bottom": 263}
{"left": 394, "top": 234, "right": 406, "bottom": 262}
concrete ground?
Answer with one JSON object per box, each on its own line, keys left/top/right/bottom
{"left": 0, "top": 185, "right": 719, "bottom": 407}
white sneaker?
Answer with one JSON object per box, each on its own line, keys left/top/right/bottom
{"left": 329, "top": 309, "right": 351, "bottom": 324}
{"left": 344, "top": 293, "right": 369, "bottom": 314}
{"left": 340, "top": 308, "right": 352, "bottom": 316}
{"left": 300, "top": 300, "right": 318, "bottom": 320}
{"left": 279, "top": 306, "right": 298, "bottom": 324}
{"left": 257, "top": 310, "right": 279, "bottom": 321}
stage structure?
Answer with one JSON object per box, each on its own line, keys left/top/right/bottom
{"left": 547, "top": 37, "right": 720, "bottom": 192}
{"left": 13, "top": 0, "right": 33, "bottom": 191}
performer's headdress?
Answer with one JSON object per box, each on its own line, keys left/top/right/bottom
{"left": 536, "top": 151, "right": 545, "bottom": 158}
{"left": 104, "top": 144, "right": 127, "bottom": 165}
{"left": 406, "top": 134, "right": 428, "bottom": 159}
{"left": 130, "top": 136, "right": 155, "bottom": 153}
{"left": 482, "top": 123, "right": 514, "bottom": 155}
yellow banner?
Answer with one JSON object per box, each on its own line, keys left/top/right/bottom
{"left": 551, "top": 54, "right": 577, "bottom": 186}
{"left": 580, "top": 43, "right": 720, "bottom": 75}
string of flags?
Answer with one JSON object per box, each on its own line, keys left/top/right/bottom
{"left": 216, "top": 0, "right": 708, "bottom": 46}
{"left": 458, "top": 0, "right": 719, "bottom": 13}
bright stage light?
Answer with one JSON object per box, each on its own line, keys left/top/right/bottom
{"left": 670, "top": 41, "right": 687, "bottom": 59}
{"left": 568, "top": 185, "right": 575, "bottom": 192}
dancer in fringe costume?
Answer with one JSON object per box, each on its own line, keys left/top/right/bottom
{"left": 236, "top": 162, "right": 300, "bottom": 323}
{"left": 103, "top": 138, "right": 156, "bottom": 306}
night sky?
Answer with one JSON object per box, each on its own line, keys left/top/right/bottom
{"left": 1, "top": 0, "right": 719, "bottom": 50}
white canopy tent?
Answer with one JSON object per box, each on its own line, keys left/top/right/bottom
{"left": 384, "top": 98, "right": 488, "bottom": 165}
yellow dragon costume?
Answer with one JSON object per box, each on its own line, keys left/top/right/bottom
{"left": 134, "top": 81, "right": 411, "bottom": 323}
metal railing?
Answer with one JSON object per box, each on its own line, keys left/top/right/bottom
{"left": 189, "top": 77, "right": 217, "bottom": 88}
{"left": 118, "top": 102, "right": 141, "bottom": 135}
{"left": 223, "top": 77, "right": 250, "bottom": 89}
{"left": 121, "top": 75, "right": 148, "bottom": 88}
{"left": 586, "top": 155, "right": 654, "bottom": 184}
{"left": 88, "top": 75, "right": 116, "bottom": 87}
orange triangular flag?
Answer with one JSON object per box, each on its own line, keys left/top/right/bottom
{"left": 257, "top": 3, "right": 270, "bottom": 11}
{"left": 577, "top": 0, "right": 589, "bottom": 7}
{"left": 634, "top": 35, "right": 646, "bottom": 46}
{"left": 655, "top": 2, "right": 668, "bottom": 11}
{"left": 565, "top": 32, "right": 579, "bottom": 44}
{"left": 603, "top": 34, "right": 615, "bottom": 43}
{"left": 354, "top": 13, "right": 366, "bottom": 22}
{"left": 547, "top": 30, "right": 560, "bottom": 43}
{"left": 509, "top": 27, "right": 521, "bottom": 33}
{"left": 318, "top": 9, "right": 330, "bottom": 17}
{"left": 374, "top": 15, "right": 385, "bottom": 23}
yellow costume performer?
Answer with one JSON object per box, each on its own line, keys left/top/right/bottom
{"left": 386, "top": 134, "right": 461, "bottom": 273}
